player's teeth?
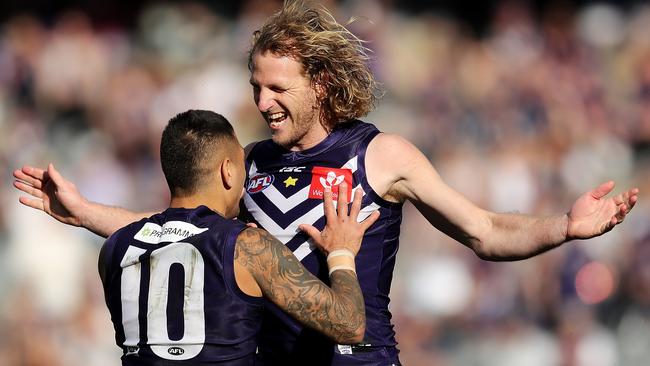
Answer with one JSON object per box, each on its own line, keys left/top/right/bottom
{"left": 269, "top": 112, "right": 285, "bottom": 121}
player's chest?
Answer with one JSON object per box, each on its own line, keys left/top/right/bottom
{"left": 246, "top": 162, "right": 355, "bottom": 202}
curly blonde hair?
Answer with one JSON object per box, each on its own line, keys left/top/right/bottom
{"left": 248, "top": 0, "right": 380, "bottom": 128}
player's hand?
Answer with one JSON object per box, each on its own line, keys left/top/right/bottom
{"left": 13, "top": 163, "right": 88, "bottom": 227}
{"left": 567, "top": 181, "right": 639, "bottom": 240}
{"left": 299, "top": 181, "right": 380, "bottom": 255}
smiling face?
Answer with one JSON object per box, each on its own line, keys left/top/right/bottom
{"left": 250, "top": 51, "right": 328, "bottom": 151}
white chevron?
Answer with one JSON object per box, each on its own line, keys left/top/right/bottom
{"left": 292, "top": 199, "right": 380, "bottom": 261}
{"left": 341, "top": 156, "right": 358, "bottom": 171}
{"left": 259, "top": 184, "right": 311, "bottom": 214}
{"left": 244, "top": 193, "right": 327, "bottom": 244}
{"left": 357, "top": 201, "right": 381, "bottom": 222}
{"left": 247, "top": 159, "right": 310, "bottom": 213}
{"left": 246, "top": 156, "right": 377, "bottom": 262}
{"left": 248, "top": 161, "right": 258, "bottom": 176}
{"left": 293, "top": 238, "right": 318, "bottom": 261}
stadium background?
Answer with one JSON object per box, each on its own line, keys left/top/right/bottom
{"left": 1, "top": 0, "right": 650, "bottom": 365}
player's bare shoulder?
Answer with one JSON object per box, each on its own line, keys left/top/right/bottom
{"left": 234, "top": 227, "right": 297, "bottom": 271}
{"left": 234, "top": 227, "right": 273, "bottom": 265}
{"left": 366, "top": 132, "right": 429, "bottom": 203}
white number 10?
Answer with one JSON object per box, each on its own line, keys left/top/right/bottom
{"left": 119, "top": 242, "right": 206, "bottom": 360}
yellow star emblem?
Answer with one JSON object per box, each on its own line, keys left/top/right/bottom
{"left": 284, "top": 176, "right": 298, "bottom": 187}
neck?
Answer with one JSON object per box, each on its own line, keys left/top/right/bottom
{"left": 170, "top": 193, "right": 229, "bottom": 218}
{"left": 288, "top": 119, "right": 331, "bottom": 152}
{"left": 289, "top": 134, "right": 327, "bottom": 151}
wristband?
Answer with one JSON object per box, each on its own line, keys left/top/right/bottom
{"left": 327, "top": 249, "right": 355, "bottom": 261}
{"left": 327, "top": 256, "right": 355, "bottom": 270}
{"left": 327, "top": 249, "right": 355, "bottom": 269}
{"left": 328, "top": 265, "right": 356, "bottom": 276}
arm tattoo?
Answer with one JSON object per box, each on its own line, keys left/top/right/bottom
{"left": 235, "top": 228, "right": 365, "bottom": 344}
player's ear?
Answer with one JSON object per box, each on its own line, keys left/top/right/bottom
{"left": 221, "top": 158, "right": 234, "bottom": 190}
{"left": 312, "top": 70, "right": 328, "bottom": 101}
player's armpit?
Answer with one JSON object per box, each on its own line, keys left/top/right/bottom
{"left": 234, "top": 227, "right": 365, "bottom": 344}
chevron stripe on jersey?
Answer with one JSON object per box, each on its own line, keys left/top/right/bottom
{"left": 245, "top": 155, "right": 378, "bottom": 260}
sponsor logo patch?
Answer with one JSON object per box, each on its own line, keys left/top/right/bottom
{"left": 247, "top": 173, "right": 274, "bottom": 194}
{"left": 134, "top": 221, "right": 208, "bottom": 244}
{"left": 308, "top": 166, "right": 353, "bottom": 201}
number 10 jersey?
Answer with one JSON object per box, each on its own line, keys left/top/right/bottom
{"left": 99, "top": 206, "right": 263, "bottom": 365}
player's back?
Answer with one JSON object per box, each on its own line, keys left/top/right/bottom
{"left": 99, "top": 205, "right": 263, "bottom": 365}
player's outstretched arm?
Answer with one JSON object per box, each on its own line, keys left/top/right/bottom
{"left": 366, "top": 133, "right": 639, "bottom": 261}
{"left": 476, "top": 181, "right": 638, "bottom": 260}
{"left": 13, "top": 163, "right": 153, "bottom": 238}
{"left": 235, "top": 182, "right": 379, "bottom": 344}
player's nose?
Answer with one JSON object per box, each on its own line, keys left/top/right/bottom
{"left": 256, "top": 88, "right": 275, "bottom": 112}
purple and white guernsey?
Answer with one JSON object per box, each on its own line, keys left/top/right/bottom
{"left": 100, "top": 206, "right": 263, "bottom": 365}
{"left": 243, "top": 121, "right": 403, "bottom": 364}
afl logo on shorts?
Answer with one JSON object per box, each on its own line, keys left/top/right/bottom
{"left": 168, "top": 347, "right": 184, "bottom": 356}
{"left": 247, "top": 173, "right": 274, "bottom": 194}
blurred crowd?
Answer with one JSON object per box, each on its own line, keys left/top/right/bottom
{"left": 1, "top": 0, "right": 649, "bottom": 365}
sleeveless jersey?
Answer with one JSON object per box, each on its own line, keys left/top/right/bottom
{"left": 242, "top": 121, "right": 403, "bottom": 363}
{"left": 99, "top": 206, "right": 263, "bottom": 365}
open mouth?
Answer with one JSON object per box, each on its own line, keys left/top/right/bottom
{"left": 267, "top": 112, "right": 287, "bottom": 129}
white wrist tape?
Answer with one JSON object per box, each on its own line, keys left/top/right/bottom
{"left": 328, "top": 265, "right": 356, "bottom": 276}
{"left": 327, "top": 249, "right": 355, "bottom": 261}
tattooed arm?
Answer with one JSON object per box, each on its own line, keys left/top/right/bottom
{"left": 236, "top": 228, "right": 365, "bottom": 343}
{"left": 234, "top": 182, "right": 379, "bottom": 344}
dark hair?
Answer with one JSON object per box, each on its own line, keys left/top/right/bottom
{"left": 248, "top": 0, "right": 380, "bottom": 128}
{"left": 160, "top": 110, "right": 236, "bottom": 196}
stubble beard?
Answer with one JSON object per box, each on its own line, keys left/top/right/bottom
{"left": 273, "top": 100, "right": 320, "bottom": 151}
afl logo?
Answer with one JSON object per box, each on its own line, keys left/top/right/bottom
{"left": 168, "top": 346, "right": 184, "bottom": 356}
{"left": 247, "top": 173, "right": 274, "bottom": 194}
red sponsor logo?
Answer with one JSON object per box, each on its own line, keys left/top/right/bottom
{"left": 247, "top": 173, "right": 274, "bottom": 194}
{"left": 308, "top": 166, "right": 353, "bottom": 201}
